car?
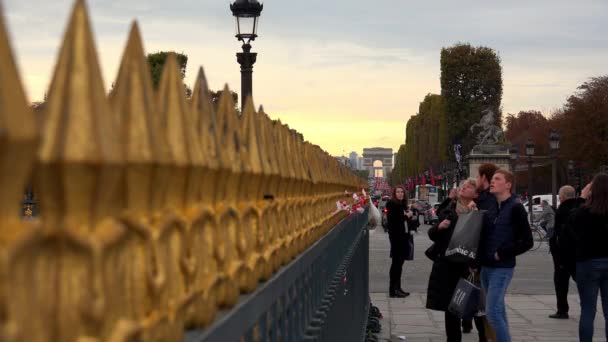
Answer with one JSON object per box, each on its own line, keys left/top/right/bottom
{"left": 424, "top": 203, "right": 441, "bottom": 225}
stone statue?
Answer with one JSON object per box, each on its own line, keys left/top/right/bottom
{"left": 470, "top": 109, "right": 504, "bottom": 146}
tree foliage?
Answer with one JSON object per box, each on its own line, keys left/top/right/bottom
{"left": 552, "top": 76, "right": 608, "bottom": 171}
{"left": 504, "top": 110, "right": 552, "bottom": 157}
{"left": 146, "top": 51, "right": 192, "bottom": 97}
{"left": 404, "top": 94, "right": 448, "bottom": 178}
{"left": 440, "top": 43, "right": 503, "bottom": 155}
{"left": 390, "top": 144, "right": 407, "bottom": 186}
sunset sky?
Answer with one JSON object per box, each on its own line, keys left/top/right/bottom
{"left": 3, "top": 0, "right": 607, "bottom": 156}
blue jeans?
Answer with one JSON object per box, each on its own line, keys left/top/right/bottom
{"left": 481, "top": 267, "right": 514, "bottom": 342}
{"left": 575, "top": 258, "right": 608, "bottom": 342}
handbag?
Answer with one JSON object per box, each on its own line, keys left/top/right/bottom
{"left": 448, "top": 275, "right": 480, "bottom": 320}
{"left": 424, "top": 243, "right": 440, "bottom": 261}
{"left": 444, "top": 210, "right": 485, "bottom": 263}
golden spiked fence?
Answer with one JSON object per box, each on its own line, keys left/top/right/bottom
{"left": 0, "top": 0, "right": 367, "bottom": 341}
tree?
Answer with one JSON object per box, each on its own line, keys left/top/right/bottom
{"left": 210, "top": 90, "right": 239, "bottom": 112}
{"left": 504, "top": 110, "right": 552, "bottom": 157}
{"left": 403, "top": 94, "right": 448, "bottom": 179}
{"left": 391, "top": 144, "right": 407, "bottom": 186}
{"left": 552, "top": 76, "right": 608, "bottom": 172}
{"left": 146, "top": 51, "right": 192, "bottom": 97}
{"left": 440, "top": 43, "right": 503, "bottom": 156}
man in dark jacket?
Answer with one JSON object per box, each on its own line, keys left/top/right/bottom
{"left": 548, "top": 185, "right": 585, "bottom": 319}
{"left": 480, "top": 169, "right": 533, "bottom": 342}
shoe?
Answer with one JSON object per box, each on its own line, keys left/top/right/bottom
{"left": 389, "top": 291, "right": 406, "bottom": 298}
{"left": 396, "top": 289, "right": 410, "bottom": 297}
{"left": 549, "top": 312, "right": 569, "bottom": 319}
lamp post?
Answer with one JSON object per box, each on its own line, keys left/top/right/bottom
{"left": 568, "top": 160, "right": 574, "bottom": 187}
{"left": 526, "top": 138, "right": 535, "bottom": 223}
{"left": 549, "top": 130, "right": 561, "bottom": 208}
{"left": 509, "top": 145, "right": 518, "bottom": 193}
{"left": 230, "top": 0, "right": 263, "bottom": 110}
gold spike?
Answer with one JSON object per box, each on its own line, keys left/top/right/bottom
{"left": 37, "top": 0, "right": 123, "bottom": 230}
{"left": 110, "top": 21, "right": 164, "bottom": 215}
{"left": 190, "top": 67, "right": 220, "bottom": 205}
{"left": 156, "top": 53, "right": 204, "bottom": 208}
{"left": 0, "top": 4, "right": 39, "bottom": 228}
{"left": 216, "top": 84, "right": 241, "bottom": 175}
{"left": 240, "top": 96, "right": 263, "bottom": 176}
{"left": 110, "top": 21, "right": 159, "bottom": 164}
{"left": 157, "top": 53, "right": 202, "bottom": 167}
{"left": 190, "top": 67, "right": 219, "bottom": 171}
{"left": 39, "top": 0, "right": 120, "bottom": 163}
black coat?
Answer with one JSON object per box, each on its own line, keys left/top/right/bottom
{"left": 386, "top": 200, "right": 414, "bottom": 259}
{"left": 425, "top": 202, "right": 470, "bottom": 311}
{"left": 550, "top": 197, "right": 585, "bottom": 265}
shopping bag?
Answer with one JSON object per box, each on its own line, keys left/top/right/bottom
{"left": 444, "top": 210, "right": 485, "bottom": 263}
{"left": 405, "top": 235, "right": 414, "bottom": 261}
{"left": 448, "top": 276, "right": 480, "bottom": 320}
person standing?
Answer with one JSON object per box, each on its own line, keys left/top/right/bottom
{"left": 462, "top": 163, "right": 499, "bottom": 334}
{"left": 548, "top": 185, "right": 585, "bottom": 319}
{"left": 480, "top": 169, "right": 533, "bottom": 342}
{"left": 567, "top": 174, "right": 608, "bottom": 342}
{"left": 426, "top": 179, "right": 487, "bottom": 342}
{"left": 386, "top": 186, "right": 415, "bottom": 298}
{"left": 539, "top": 200, "right": 556, "bottom": 235}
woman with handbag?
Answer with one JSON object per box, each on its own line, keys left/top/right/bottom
{"left": 425, "top": 179, "right": 487, "bottom": 342}
{"left": 386, "top": 186, "right": 415, "bottom": 298}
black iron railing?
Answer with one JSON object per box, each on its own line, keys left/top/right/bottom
{"left": 185, "top": 209, "right": 370, "bottom": 342}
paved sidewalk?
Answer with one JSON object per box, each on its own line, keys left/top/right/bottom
{"left": 369, "top": 292, "right": 606, "bottom": 342}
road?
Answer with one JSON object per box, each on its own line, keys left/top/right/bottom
{"left": 369, "top": 222, "right": 577, "bottom": 295}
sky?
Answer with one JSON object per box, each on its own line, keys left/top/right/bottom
{"left": 3, "top": 0, "right": 607, "bottom": 157}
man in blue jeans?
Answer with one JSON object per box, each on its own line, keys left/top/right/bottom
{"left": 478, "top": 169, "right": 533, "bottom": 341}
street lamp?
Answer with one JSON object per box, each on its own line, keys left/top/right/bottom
{"left": 526, "top": 138, "right": 535, "bottom": 223}
{"left": 549, "top": 130, "right": 561, "bottom": 208}
{"left": 230, "top": 0, "right": 263, "bottom": 110}
{"left": 509, "top": 145, "right": 518, "bottom": 193}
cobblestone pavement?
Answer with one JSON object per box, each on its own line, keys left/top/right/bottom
{"left": 368, "top": 224, "right": 607, "bottom": 342}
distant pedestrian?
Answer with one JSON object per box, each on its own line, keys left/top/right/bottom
{"left": 539, "top": 200, "right": 555, "bottom": 236}
{"left": 548, "top": 185, "right": 585, "bottom": 319}
{"left": 386, "top": 186, "right": 416, "bottom": 298}
{"left": 567, "top": 173, "right": 608, "bottom": 342}
{"left": 425, "top": 179, "right": 487, "bottom": 342}
{"left": 480, "top": 169, "right": 533, "bottom": 342}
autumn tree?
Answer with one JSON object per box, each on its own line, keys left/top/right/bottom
{"left": 504, "top": 110, "right": 552, "bottom": 157}
{"left": 440, "top": 43, "right": 503, "bottom": 156}
{"left": 553, "top": 76, "right": 608, "bottom": 172}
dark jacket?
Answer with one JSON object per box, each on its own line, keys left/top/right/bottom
{"left": 480, "top": 194, "right": 533, "bottom": 268}
{"left": 568, "top": 206, "right": 608, "bottom": 262}
{"left": 550, "top": 197, "right": 585, "bottom": 263}
{"left": 386, "top": 200, "right": 414, "bottom": 259}
{"left": 426, "top": 201, "right": 470, "bottom": 311}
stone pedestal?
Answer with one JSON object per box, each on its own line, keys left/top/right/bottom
{"left": 466, "top": 145, "right": 513, "bottom": 179}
